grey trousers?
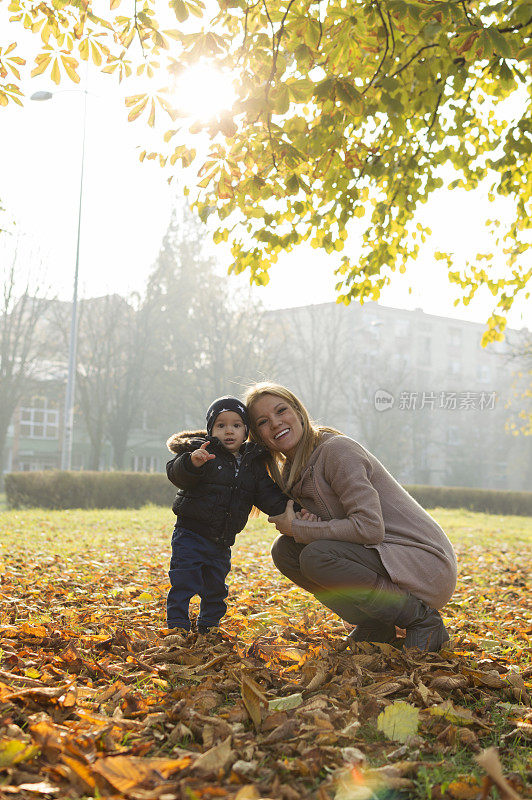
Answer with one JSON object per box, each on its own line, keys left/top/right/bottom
{"left": 271, "top": 534, "right": 397, "bottom": 625}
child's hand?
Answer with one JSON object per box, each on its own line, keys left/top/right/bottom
{"left": 190, "top": 441, "right": 216, "bottom": 468}
{"left": 295, "top": 508, "right": 320, "bottom": 522}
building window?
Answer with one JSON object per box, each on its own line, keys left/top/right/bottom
{"left": 446, "top": 426, "right": 459, "bottom": 445}
{"left": 477, "top": 364, "right": 490, "bottom": 383}
{"left": 18, "top": 458, "right": 58, "bottom": 471}
{"left": 419, "top": 335, "right": 432, "bottom": 364}
{"left": 19, "top": 397, "right": 59, "bottom": 440}
{"left": 392, "top": 353, "right": 410, "bottom": 370}
{"left": 395, "top": 320, "right": 409, "bottom": 338}
{"left": 448, "top": 327, "right": 462, "bottom": 347}
{"left": 449, "top": 359, "right": 461, "bottom": 376}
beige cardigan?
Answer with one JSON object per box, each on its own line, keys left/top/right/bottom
{"left": 289, "top": 433, "right": 457, "bottom": 609}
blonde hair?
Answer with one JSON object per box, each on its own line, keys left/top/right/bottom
{"left": 244, "top": 382, "right": 341, "bottom": 493}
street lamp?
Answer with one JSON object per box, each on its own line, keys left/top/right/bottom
{"left": 30, "top": 88, "right": 88, "bottom": 471}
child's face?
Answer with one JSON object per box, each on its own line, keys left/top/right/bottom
{"left": 212, "top": 411, "right": 247, "bottom": 453}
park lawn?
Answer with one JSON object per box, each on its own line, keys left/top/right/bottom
{"left": 0, "top": 505, "right": 530, "bottom": 799}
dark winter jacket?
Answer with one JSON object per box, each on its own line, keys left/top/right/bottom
{"left": 166, "top": 430, "right": 290, "bottom": 547}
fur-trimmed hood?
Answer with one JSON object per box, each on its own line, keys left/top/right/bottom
{"left": 166, "top": 430, "right": 209, "bottom": 455}
{"left": 166, "top": 429, "right": 268, "bottom": 460}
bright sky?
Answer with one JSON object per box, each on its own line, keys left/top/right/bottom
{"left": 1, "top": 46, "right": 530, "bottom": 333}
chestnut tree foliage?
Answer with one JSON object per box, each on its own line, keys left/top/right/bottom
{"left": 2, "top": 0, "right": 532, "bottom": 341}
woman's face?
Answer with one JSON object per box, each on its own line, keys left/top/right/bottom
{"left": 250, "top": 394, "right": 304, "bottom": 459}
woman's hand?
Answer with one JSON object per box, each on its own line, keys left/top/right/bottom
{"left": 296, "top": 508, "right": 320, "bottom": 522}
{"left": 268, "top": 499, "right": 296, "bottom": 536}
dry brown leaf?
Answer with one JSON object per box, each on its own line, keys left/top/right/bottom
{"left": 305, "top": 666, "right": 327, "bottom": 691}
{"left": 461, "top": 667, "right": 505, "bottom": 688}
{"left": 430, "top": 675, "right": 469, "bottom": 691}
{"left": 475, "top": 747, "right": 522, "bottom": 800}
{"left": 192, "top": 735, "right": 233, "bottom": 774}
{"left": 92, "top": 755, "right": 191, "bottom": 792}
{"left": 241, "top": 674, "right": 268, "bottom": 729}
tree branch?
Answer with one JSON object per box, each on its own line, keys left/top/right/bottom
{"left": 387, "top": 44, "right": 438, "bottom": 81}
{"left": 362, "top": 1, "right": 390, "bottom": 95}
{"left": 386, "top": 9, "right": 396, "bottom": 64}
{"left": 460, "top": 1, "right": 475, "bottom": 27}
{"left": 134, "top": 0, "right": 147, "bottom": 59}
{"left": 427, "top": 87, "right": 444, "bottom": 133}
{"left": 498, "top": 15, "right": 532, "bottom": 33}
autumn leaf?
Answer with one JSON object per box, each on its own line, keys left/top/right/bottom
{"left": 429, "top": 700, "right": 476, "bottom": 727}
{"left": 0, "top": 507, "right": 529, "bottom": 799}
{"left": 377, "top": 701, "right": 420, "bottom": 743}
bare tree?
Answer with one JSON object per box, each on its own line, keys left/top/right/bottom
{"left": 144, "top": 204, "right": 274, "bottom": 432}
{"left": 192, "top": 286, "right": 275, "bottom": 410}
{"left": 50, "top": 293, "right": 157, "bottom": 470}
{"left": 105, "top": 295, "right": 157, "bottom": 468}
{"left": 267, "top": 303, "right": 353, "bottom": 427}
{"left": 502, "top": 328, "right": 532, "bottom": 437}
{"left": 0, "top": 238, "right": 52, "bottom": 476}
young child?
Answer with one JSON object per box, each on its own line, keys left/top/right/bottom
{"left": 165, "top": 396, "right": 300, "bottom": 635}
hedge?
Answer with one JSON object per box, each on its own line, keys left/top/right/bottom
{"left": 4, "top": 471, "right": 175, "bottom": 510}
{"left": 405, "top": 485, "right": 532, "bottom": 517}
{"left": 4, "top": 471, "right": 532, "bottom": 515}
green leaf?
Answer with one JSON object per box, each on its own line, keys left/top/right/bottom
{"left": 485, "top": 28, "right": 513, "bottom": 59}
{"left": 286, "top": 174, "right": 300, "bottom": 194}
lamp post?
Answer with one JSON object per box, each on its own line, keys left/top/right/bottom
{"left": 31, "top": 88, "right": 88, "bottom": 471}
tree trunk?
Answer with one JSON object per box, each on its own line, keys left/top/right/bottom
{"left": 111, "top": 437, "right": 127, "bottom": 470}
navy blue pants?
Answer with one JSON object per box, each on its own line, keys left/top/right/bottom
{"left": 167, "top": 525, "right": 231, "bottom": 631}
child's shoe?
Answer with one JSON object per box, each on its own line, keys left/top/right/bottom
{"left": 165, "top": 627, "right": 190, "bottom": 646}
{"left": 197, "top": 625, "right": 223, "bottom": 642}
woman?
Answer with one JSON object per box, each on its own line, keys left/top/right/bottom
{"left": 245, "top": 382, "right": 457, "bottom": 652}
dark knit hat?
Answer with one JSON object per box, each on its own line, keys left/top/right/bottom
{"left": 206, "top": 396, "right": 249, "bottom": 437}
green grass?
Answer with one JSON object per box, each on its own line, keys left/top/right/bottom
{"left": 0, "top": 503, "right": 530, "bottom": 559}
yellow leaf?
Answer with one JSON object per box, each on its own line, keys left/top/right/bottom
{"left": 91, "top": 41, "right": 102, "bottom": 66}
{"left": 147, "top": 98, "right": 156, "bottom": 127}
{"left": 24, "top": 668, "right": 41, "bottom": 679}
{"left": 62, "top": 55, "right": 80, "bottom": 83}
{"left": 128, "top": 96, "right": 148, "bottom": 121}
{"left": 31, "top": 54, "right": 51, "bottom": 78}
{"left": 50, "top": 58, "right": 61, "bottom": 85}
{"left": 377, "top": 700, "right": 419, "bottom": 743}
{"left": 61, "top": 755, "right": 96, "bottom": 791}
{"left": 137, "top": 591, "right": 153, "bottom": 602}
{"left": 429, "top": 700, "right": 474, "bottom": 726}
{"left": 234, "top": 787, "right": 261, "bottom": 800}
{"left": 0, "top": 739, "right": 40, "bottom": 768}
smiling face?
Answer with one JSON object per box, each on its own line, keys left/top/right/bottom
{"left": 249, "top": 394, "right": 304, "bottom": 460}
{"left": 212, "top": 410, "right": 247, "bottom": 453}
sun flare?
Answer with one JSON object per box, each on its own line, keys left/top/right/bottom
{"left": 174, "top": 62, "right": 236, "bottom": 122}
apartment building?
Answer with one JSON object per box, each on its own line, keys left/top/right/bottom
{"left": 266, "top": 301, "right": 531, "bottom": 490}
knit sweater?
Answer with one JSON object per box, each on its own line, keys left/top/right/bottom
{"left": 289, "top": 433, "right": 457, "bottom": 609}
